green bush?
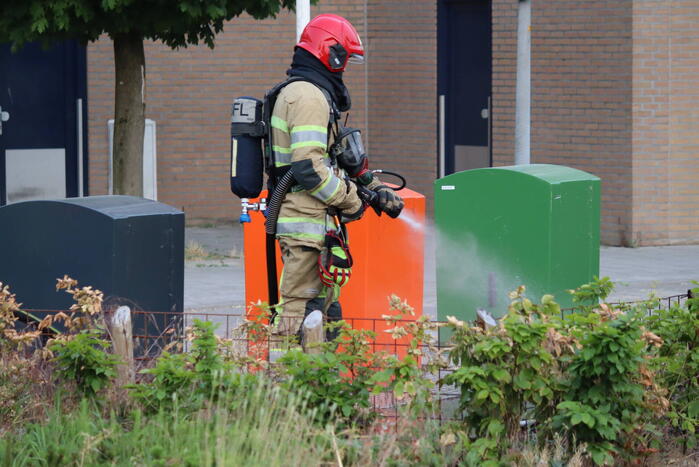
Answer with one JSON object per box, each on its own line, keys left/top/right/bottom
{"left": 49, "top": 329, "right": 119, "bottom": 396}
{"left": 645, "top": 282, "right": 699, "bottom": 451}
{"left": 442, "top": 287, "right": 563, "bottom": 465}
{"left": 277, "top": 297, "right": 440, "bottom": 429}
{"left": 343, "top": 418, "right": 467, "bottom": 467}
{"left": 552, "top": 309, "right": 651, "bottom": 465}
{"left": 442, "top": 279, "right": 670, "bottom": 466}
{"left": 3, "top": 275, "right": 698, "bottom": 465}
{"left": 369, "top": 297, "right": 443, "bottom": 418}
{"left": 130, "top": 319, "right": 257, "bottom": 413}
{"left": 277, "top": 321, "right": 381, "bottom": 427}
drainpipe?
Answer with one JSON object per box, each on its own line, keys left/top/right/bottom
{"left": 296, "top": 0, "right": 311, "bottom": 42}
{"left": 514, "top": 0, "right": 531, "bottom": 165}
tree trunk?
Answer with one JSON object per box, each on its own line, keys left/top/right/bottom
{"left": 113, "top": 33, "right": 145, "bottom": 196}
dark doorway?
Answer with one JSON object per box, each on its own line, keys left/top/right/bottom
{"left": 0, "top": 41, "right": 87, "bottom": 206}
{"left": 438, "top": 0, "right": 492, "bottom": 176}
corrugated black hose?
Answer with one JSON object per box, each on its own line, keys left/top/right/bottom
{"left": 264, "top": 170, "right": 296, "bottom": 318}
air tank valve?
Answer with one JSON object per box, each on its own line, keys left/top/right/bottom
{"left": 239, "top": 198, "right": 267, "bottom": 223}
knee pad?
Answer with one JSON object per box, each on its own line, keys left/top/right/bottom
{"left": 325, "top": 301, "right": 342, "bottom": 342}
{"left": 304, "top": 297, "right": 326, "bottom": 317}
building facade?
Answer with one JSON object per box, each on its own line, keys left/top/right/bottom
{"left": 1, "top": 1, "right": 696, "bottom": 246}
{"left": 491, "top": 0, "right": 699, "bottom": 246}
{"left": 86, "top": 1, "right": 438, "bottom": 223}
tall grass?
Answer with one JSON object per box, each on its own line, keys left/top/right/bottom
{"left": 1, "top": 381, "right": 338, "bottom": 466}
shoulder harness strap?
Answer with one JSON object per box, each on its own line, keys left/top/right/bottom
{"left": 263, "top": 77, "right": 337, "bottom": 134}
{"left": 263, "top": 77, "right": 340, "bottom": 187}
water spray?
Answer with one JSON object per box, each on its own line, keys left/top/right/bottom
{"left": 397, "top": 210, "right": 424, "bottom": 231}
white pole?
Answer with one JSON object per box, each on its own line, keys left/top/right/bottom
{"left": 76, "top": 98, "right": 84, "bottom": 196}
{"left": 296, "top": 0, "right": 311, "bottom": 42}
{"left": 439, "top": 95, "right": 446, "bottom": 178}
{"left": 514, "top": 0, "right": 531, "bottom": 165}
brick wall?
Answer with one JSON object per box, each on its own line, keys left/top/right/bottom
{"left": 366, "top": 0, "right": 437, "bottom": 207}
{"left": 530, "top": 0, "right": 634, "bottom": 246}
{"left": 87, "top": 3, "right": 368, "bottom": 223}
{"left": 632, "top": 0, "right": 699, "bottom": 245}
{"left": 491, "top": 0, "right": 519, "bottom": 167}
{"left": 86, "top": 1, "right": 697, "bottom": 244}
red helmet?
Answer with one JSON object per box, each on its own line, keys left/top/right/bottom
{"left": 296, "top": 14, "right": 364, "bottom": 72}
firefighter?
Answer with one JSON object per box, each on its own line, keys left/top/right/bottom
{"left": 270, "top": 14, "right": 404, "bottom": 338}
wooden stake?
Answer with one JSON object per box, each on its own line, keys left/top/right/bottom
{"left": 108, "top": 305, "right": 135, "bottom": 386}
{"left": 302, "top": 309, "right": 324, "bottom": 354}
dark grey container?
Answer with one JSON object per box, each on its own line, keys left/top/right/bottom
{"left": 0, "top": 196, "right": 184, "bottom": 350}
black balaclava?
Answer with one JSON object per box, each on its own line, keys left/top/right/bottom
{"left": 286, "top": 47, "right": 352, "bottom": 112}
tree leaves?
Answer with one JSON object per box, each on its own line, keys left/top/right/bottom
{"left": 0, "top": 0, "right": 301, "bottom": 49}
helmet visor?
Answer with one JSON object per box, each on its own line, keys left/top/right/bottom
{"left": 348, "top": 53, "right": 364, "bottom": 65}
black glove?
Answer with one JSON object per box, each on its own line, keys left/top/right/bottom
{"left": 355, "top": 183, "right": 404, "bottom": 218}
{"left": 373, "top": 185, "right": 404, "bottom": 218}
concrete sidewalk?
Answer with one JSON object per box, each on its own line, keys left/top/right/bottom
{"left": 184, "top": 226, "right": 245, "bottom": 314}
{"left": 184, "top": 225, "right": 698, "bottom": 317}
{"left": 601, "top": 245, "right": 697, "bottom": 301}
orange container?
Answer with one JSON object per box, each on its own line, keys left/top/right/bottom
{"left": 243, "top": 187, "right": 425, "bottom": 355}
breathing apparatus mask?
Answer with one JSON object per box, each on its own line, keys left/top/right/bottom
{"left": 330, "top": 127, "right": 373, "bottom": 185}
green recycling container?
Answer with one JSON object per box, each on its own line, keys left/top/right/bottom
{"left": 434, "top": 164, "right": 600, "bottom": 324}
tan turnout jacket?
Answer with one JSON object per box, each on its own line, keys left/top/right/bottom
{"left": 270, "top": 81, "right": 362, "bottom": 248}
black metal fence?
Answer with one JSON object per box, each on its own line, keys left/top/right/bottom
{"left": 16, "top": 291, "right": 693, "bottom": 424}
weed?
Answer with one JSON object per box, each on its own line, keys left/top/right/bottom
{"left": 185, "top": 240, "right": 239, "bottom": 261}
{"left": 185, "top": 240, "right": 207, "bottom": 260}
{"left": 0, "top": 282, "right": 42, "bottom": 351}
{"left": 0, "top": 383, "right": 337, "bottom": 466}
